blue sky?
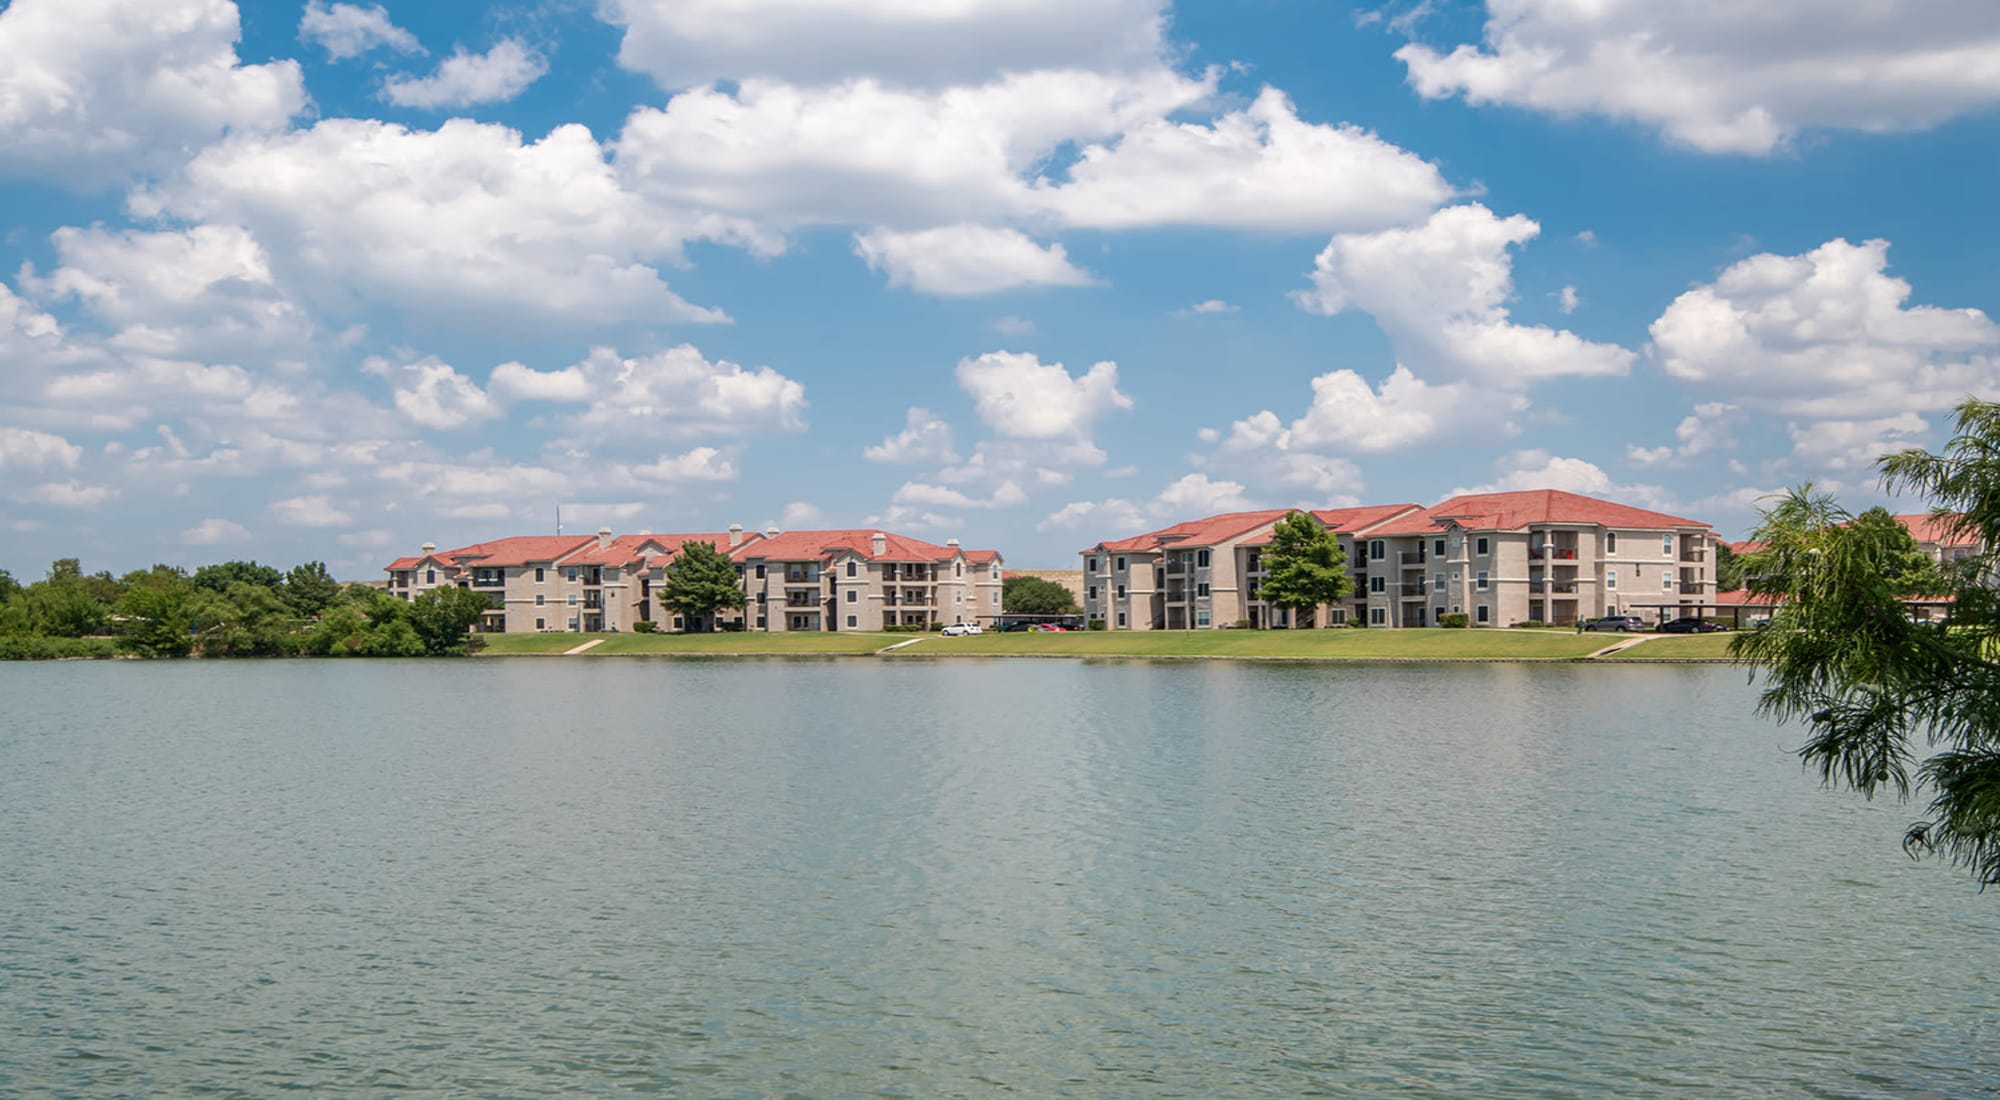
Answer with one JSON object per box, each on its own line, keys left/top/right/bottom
{"left": 3, "top": 0, "right": 1998, "bottom": 575}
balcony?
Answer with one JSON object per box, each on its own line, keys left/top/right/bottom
{"left": 1680, "top": 548, "right": 1707, "bottom": 562}
{"left": 1399, "top": 582, "right": 1427, "bottom": 597}
{"left": 1531, "top": 580, "right": 1581, "bottom": 594}
{"left": 784, "top": 596, "right": 819, "bottom": 609}
{"left": 783, "top": 569, "right": 818, "bottom": 584}
{"left": 1530, "top": 547, "right": 1579, "bottom": 561}
{"left": 469, "top": 573, "right": 505, "bottom": 589}
{"left": 583, "top": 594, "right": 604, "bottom": 610}
{"left": 1680, "top": 582, "right": 1706, "bottom": 595}
{"left": 1399, "top": 550, "right": 1427, "bottom": 567}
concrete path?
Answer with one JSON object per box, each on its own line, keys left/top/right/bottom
{"left": 563, "top": 638, "right": 606, "bottom": 656}
{"left": 1586, "top": 634, "right": 1655, "bottom": 658}
{"left": 877, "top": 637, "right": 930, "bottom": 654}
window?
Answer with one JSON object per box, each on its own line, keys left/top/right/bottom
{"left": 757, "top": 615, "right": 767, "bottom": 628}
{"left": 1117, "top": 612, "right": 1128, "bottom": 627}
{"left": 1088, "top": 586, "right": 1097, "bottom": 600}
{"left": 1116, "top": 584, "right": 1126, "bottom": 598}
{"left": 846, "top": 561, "right": 857, "bottom": 577}
{"left": 955, "top": 592, "right": 963, "bottom": 604}
{"left": 535, "top": 567, "right": 545, "bottom": 583}
{"left": 1475, "top": 537, "right": 1489, "bottom": 556}
{"left": 1433, "top": 539, "right": 1446, "bottom": 557}
{"left": 1196, "top": 611, "right": 1210, "bottom": 627}
{"left": 1433, "top": 572, "right": 1445, "bottom": 592}
{"left": 1370, "top": 607, "right": 1387, "bottom": 625}
{"left": 955, "top": 562, "right": 963, "bottom": 577}
{"left": 535, "top": 618, "right": 545, "bottom": 630}
{"left": 1451, "top": 570, "right": 1460, "bottom": 584}
{"left": 1435, "top": 606, "right": 1446, "bottom": 621}
{"left": 1087, "top": 556, "right": 1098, "bottom": 573}
{"left": 673, "top": 617, "right": 684, "bottom": 629}
{"left": 1606, "top": 569, "right": 1618, "bottom": 590}
{"left": 1663, "top": 573, "right": 1673, "bottom": 591}
{"left": 757, "top": 591, "right": 767, "bottom": 604}
{"left": 1116, "top": 556, "right": 1127, "bottom": 571}
{"left": 1605, "top": 532, "right": 1618, "bottom": 555}
{"left": 567, "top": 594, "right": 577, "bottom": 606}
{"left": 755, "top": 564, "right": 766, "bottom": 579}
{"left": 1197, "top": 549, "right": 1210, "bottom": 567}
{"left": 566, "top": 567, "right": 578, "bottom": 582}
{"left": 992, "top": 565, "right": 1000, "bottom": 579}
{"left": 1476, "top": 605, "right": 1490, "bottom": 624}
{"left": 845, "top": 589, "right": 856, "bottom": 603}
{"left": 535, "top": 595, "right": 545, "bottom": 606}
{"left": 992, "top": 592, "right": 1000, "bottom": 604}
{"left": 568, "top": 617, "right": 579, "bottom": 630}
{"left": 1369, "top": 540, "right": 1385, "bottom": 560}
{"left": 847, "top": 615, "right": 857, "bottom": 628}
{"left": 1476, "top": 571, "right": 1489, "bottom": 591}
{"left": 426, "top": 568, "right": 435, "bottom": 584}
{"left": 1196, "top": 583, "right": 1209, "bottom": 597}
{"left": 1370, "top": 576, "right": 1386, "bottom": 593}
{"left": 1663, "top": 533, "right": 1674, "bottom": 555}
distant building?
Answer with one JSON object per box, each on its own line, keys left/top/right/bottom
{"left": 385, "top": 524, "right": 1003, "bottom": 633}
{"left": 1080, "top": 490, "right": 1721, "bottom": 629}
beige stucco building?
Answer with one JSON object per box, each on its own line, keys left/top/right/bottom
{"left": 386, "top": 525, "right": 1004, "bottom": 633}
{"left": 1081, "top": 490, "right": 1721, "bottom": 629}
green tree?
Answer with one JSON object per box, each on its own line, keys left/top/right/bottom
{"left": 282, "top": 561, "right": 343, "bottom": 618}
{"left": 191, "top": 560, "right": 285, "bottom": 593}
{"left": 1848, "top": 506, "right": 1949, "bottom": 596}
{"left": 117, "top": 566, "right": 198, "bottom": 657}
{"left": 1733, "top": 399, "right": 2000, "bottom": 886}
{"left": 1259, "top": 512, "right": 1352, "bottom": 627}
{"left": 407, "top": 585, "right": 491, "bottom": 655}
{"left": 1714, "top": 541, "right": 1744, "bottom": 592}
{"left": 1002, "top": 575, "right": 1079, "bottom": 615}
{"left": 14, "top": 560, "right": 116, "bottom": 637}
{"left": 0, "top": 568, "right": 19, "bottom": 604}
{"left": 659, "top": 541, "right": 746, "bottom": 632}
{"left": 304, "top": 604, "right": 369, "bottom": 655}
{"left": 194, "top": 583, "right": 300, "bottom": 657}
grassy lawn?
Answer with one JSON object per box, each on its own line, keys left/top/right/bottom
{"left": 476, "top": 633, "right": 598, "bottom": 654}
{"left": 890, "top": 628, "right": 1615, "bottom": 661}
{"left": 1606, "top": 633, "right": 1743, "bottom": 660}
{"left": 480, "top": 631, "right": 902, "bottom": 656}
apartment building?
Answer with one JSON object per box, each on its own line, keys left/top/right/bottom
{"left": 1081, "top": 490, "right": 1720, "bottom": 629}
{"left": 1080, "top": 510, "right": 1293, "bottom": 630}
{"left": 732, "top": 529, "right": 1004, "bottom": 632}
{"left": 385, "top": 527, "right": 759, "bottom": 633}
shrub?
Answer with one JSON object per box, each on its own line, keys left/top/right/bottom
{"left": 1088, "top": 618, "right": 1107, "bottom": 631}
{"left": 1511, "top": 620, "right": 1546, "bottom": 629}
{"left": 0, "top": 635, "right": 124, "bottom": 660}
{"left": 720, "top": 621, "right": 747, "bottom": 632}
{"left": 1232, "top": 619, "right": 1252, "bottom": 629}
{"left": 1439, "top": 612, "right": 1471, "bottom": 628}
{"left": 632, "top": 620, "right": 658, "bottom": 633}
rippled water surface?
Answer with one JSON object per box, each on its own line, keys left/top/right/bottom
{"left": 2, "top": 659, "right": 1994, "bottom": 1097}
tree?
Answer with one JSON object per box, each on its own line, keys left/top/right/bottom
{"left": 1849, "top": 506, "right": 1949, "bottom": 596}
{"left": 0, "top": 568, "right": 19, "bottom": 604}
{"left": 1714, "top": 542, "right": 1744, "bottom": 592}
{"left": 282, "top": 561, "right": 342, "bottom": 618}
{"left": 117, "top": 566, "right": 197, "bottom": 657}
{"left": 407, "top": 585, "right": 492, "bottom": 655}
{"left": 1259, "top": 511, "right": 1352, "bottom": 626}
{"left": 191, "top": 560, "right": 284, "bottom": 594}
{"left": 1733, "top": 399, "right": 2000, "bottom": 886}
{"left": 1003, "top": 575, "right": 1078, "bottom": 615}
{"left": 658, "top": 540, "right": 745, "bottom": 632}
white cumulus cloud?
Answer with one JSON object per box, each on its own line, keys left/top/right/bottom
{"left": 854, "top": 225, "right": 1095, "bottom": 296}
{"left": 300, "top": 1, "right": 422, "bottom": 60}
{"left": 866, "top": 407, "right": 959, "bottom": 464}
{"left": 383, "top": 39, "right": 547, "bottom": 109}
{"left": 1397, "top": 0, "right": 2000, "bottom": 154}
{"left": 956, "top": 351, "right": 1132, "bottom": 441}
{"left": 183, "top": 518, "right": 253, "bottom": 545}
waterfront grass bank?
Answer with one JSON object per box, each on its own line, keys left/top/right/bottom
{"left": 475, "top": 628, "right": 1738, "bottom": 662}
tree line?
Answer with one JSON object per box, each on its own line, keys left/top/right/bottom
{"left": 0, "top": 558, "right": 490, "bottom": 659}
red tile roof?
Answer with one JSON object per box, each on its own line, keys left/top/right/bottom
{"left": 731, "top": 529, "right": 997, "bottom": 564}
{"left": 1726, "top": 539, "right": 1767, "bottom": 556}
{"left": 567, "top": 532, "right": 753, "bottom": 567}
{"left": 1895, "top": 513, "right": 1980, "bottom": 547}
{"left": 436, "top": 535, "right": 598, "bottom": 568}
{"left": 1085, "top": 509, "right": 1294, "bottom": 554}
{"left": 1313, "top": 503, "right": 1427, "bottom": 532}
{"left": 1368, "top": 490, "right": 1710, "bottom": 537}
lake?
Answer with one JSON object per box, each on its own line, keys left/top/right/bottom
{"left": 1, "top": 659, "right": 1993, "bottom": 1096}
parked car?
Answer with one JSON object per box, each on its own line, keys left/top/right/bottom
{"left": 1583, "top": 615, "right": 1648, "bottom": 633}
{"left": 941, "top": 623, "right": 982, "bottom": 636}
{"left": 1656, "top": 617, "right": 1727, "bottom": 634}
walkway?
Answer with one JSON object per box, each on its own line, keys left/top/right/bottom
{"left": 1586, "top": 635, "right": 1656, "bottom": 658}
{"left": 563, "top": 638, "right": 606, "bottom": 655}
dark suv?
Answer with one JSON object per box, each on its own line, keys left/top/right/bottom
{"left": 1583, "top": 615, "right": 1648, "bottom": 632}
{"left": 1657, "top": 617, "right": 1726, "bottom": 634}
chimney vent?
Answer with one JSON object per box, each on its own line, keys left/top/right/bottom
{"left": 766, "top": 526, "right": 781, "bottom": 539}
{"left": 871, "top": 532, "right": 888, "bottom": 557}
{"left": 421, "top": 542, "right": 436, "bottom": 556}
{"left": 728, "top": 523, "right": 744, "bottom": 548}
{"left": 597, "top": 526, "right": 613, "bottom": 549}
{"left": 946, "top": 537, "right": 960, "bottom": 548}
